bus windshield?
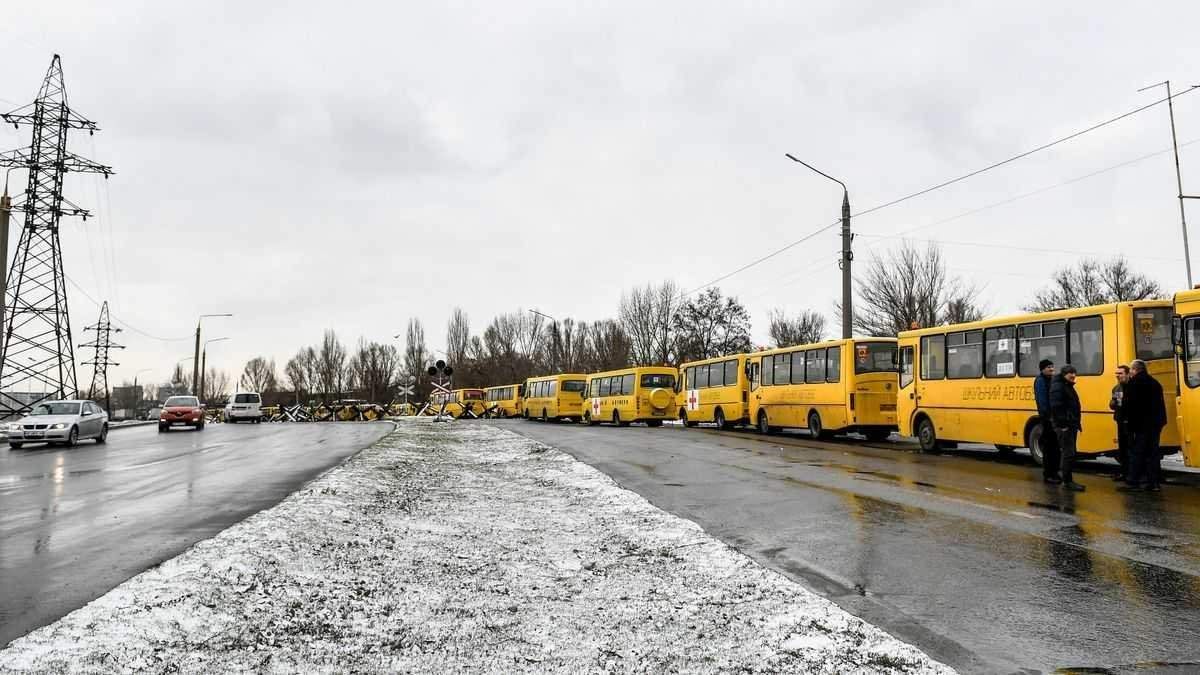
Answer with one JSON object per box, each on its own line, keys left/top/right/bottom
{"left": 854, "top": 342, "right": 898, "bottom": 374}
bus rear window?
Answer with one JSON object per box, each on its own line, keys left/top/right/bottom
{"left": 1134, "top": 308, "right": 1173, "bottom": 361}
{"left": 561, "top": 380, "right": 586, "bottom": 393}
{"left": 854, "top": 342, "right": 898, "bottom": 374}
{"left": 641, "top": 373, "right": 676, "bottom": 389}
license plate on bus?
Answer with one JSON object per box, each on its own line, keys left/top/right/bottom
{"left": 653, "top": 411, "right": 665, "bottom": 416}
{"left": 879, "top": 403, "right": 897, "bottom": 411}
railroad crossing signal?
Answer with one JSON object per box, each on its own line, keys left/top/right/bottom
{"left": 397, "top": 385, "right": 415, "bottom": 397}
{"left": 419, "top": 360, "right": 454, "bottom": 422}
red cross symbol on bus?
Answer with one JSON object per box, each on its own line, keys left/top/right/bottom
{"left": 688, "top": 392, "right": 698, "bottom": 408}
{"left": 591, "top": 398, "right": 601, "bottom": 416}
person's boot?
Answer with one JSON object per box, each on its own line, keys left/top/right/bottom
{"left": 1043, "top": 475, "right": 1062, "bottom": 485}
{"left": 1063, "top": 475, "right": 1086, "bottom": 491}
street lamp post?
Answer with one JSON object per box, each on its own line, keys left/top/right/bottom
{"left": 1138, "top": 82, "right": 1200, "bottom": 288}
{"left": 785, "top": 154, "right": 853, "bottom": 339}
{"left": 192, "top": 314, "right": 232, "bottom": 396}
{"left": 200, "top": 337, "right": 229, "bottom": 403}
{"left": 530, "top": 309, "right": 561, "bottom": 371}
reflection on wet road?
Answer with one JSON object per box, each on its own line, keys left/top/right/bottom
{"left": 0, "top": 422, "right": 392, "bottom": 647}
{"left": 505, "top": 421, "right": 1200, "bottom": 673}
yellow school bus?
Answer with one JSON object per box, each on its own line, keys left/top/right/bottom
{"left": 485, "top": 383, "right": 524, "bottom": 418}
{"left": 585, "top": 366, "right": 679, "bottom": 426}
{"left": 1169, "top": 288, "right": 1200, "bottom": 467}
{"left": 428, "top": 388, "right": 487, "bottom": 418}
{"left": 523, "top": 373, "right": 587, "bottom": 421}
{"left": 897, "top": 301, "right": 1178, "bottom": 464}
{"left": 678, "top": 354, "right": 751, "bottom": 428}
{"left": 747, "top": 338, "right": 898, "bottom": 440}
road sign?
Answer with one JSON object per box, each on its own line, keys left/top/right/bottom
{"left": 397, "top": 385, "right": 415, "bottom": 397}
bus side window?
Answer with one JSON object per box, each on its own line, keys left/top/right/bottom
{"left": 623, "top": 374, "right": 635, "bottom": 394}
{"left": 749, "top": 359, "right": 760, "bottom": 391}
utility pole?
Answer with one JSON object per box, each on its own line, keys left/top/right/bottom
{"left": 1139, "top": 81, "right": 1200, "bottom": 288}
{"left": 0, "top": 55, "right": 113, "bottom": 416}
{"left": 192, "top": 313, "right": 232, "bottom": 396}
{"left": 0, "top": 173, "right": 11, "bottom": 339}
{"left": 786, "top": 154, "right": 853, "bottom": 338}
{"left": 80, "top": 301, "right": 124, "bottom": 413}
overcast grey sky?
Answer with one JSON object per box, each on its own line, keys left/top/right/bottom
{"left": 2, "top": 1, "right": 1199, "bottom": 387}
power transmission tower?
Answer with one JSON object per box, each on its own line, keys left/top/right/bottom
{"left": 80, "top": 301, "right": 123, "bottom": 413}
{"left": 0, "top": 55, "right": 113, "bottom": 417}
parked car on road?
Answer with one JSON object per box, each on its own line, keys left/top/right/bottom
{"left": 159, "top": 396, "right": 205, "bottom": 432}
{"left": 7, "top": 400, "right": 109, "bottom": 448}
{"left": 225, "top": 391, "right": 262, "bottom": 424}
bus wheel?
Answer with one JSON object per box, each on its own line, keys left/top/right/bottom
{"left": 917, "top": 417, "right": 940, "bottom": 453}
{"left": 714, "top": 408, "right": 728, "bottom": 430}
{"left": 808, "top": 411, "right": 830, "bottom": 440}
{"left": 1026, "top": 424, "right": 1046, "bottom": 467}
{"left": 587, "top": 412, "right": 599, "bottom": 427}
{"left": 681, "top": 409, "right": 698, "bottom": 428}
{"left": 757, "top": 411, "right": 771, "bottom": 435}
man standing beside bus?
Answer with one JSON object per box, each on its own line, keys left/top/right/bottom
{"left": 1121, "top": 359, "right": 1167, "bottom": 492}
{"left": 1050, "top": 365, "right": 1085, "bottom": 491}
{"left": 1034, "top": 359, "right": 1062, "bottom": 484}
{"left": 1109, "top": 365, "right": 1131, "bottom": 482}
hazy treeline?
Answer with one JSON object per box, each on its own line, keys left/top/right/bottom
{"left": 110, "top": 244, "right": 1164, "bottom": 407}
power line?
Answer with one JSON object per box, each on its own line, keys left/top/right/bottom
{"left": 683, "top": 86, "right": 1199, "bottom": 298}
{"left": 858, "top": 233, "right": 1184, "bottom": 262}
{"left": 64, "top": 274, "right": 192, "bottom": 342}
{"left": 744, "top": 138, "right": 1197, "bottom": 303}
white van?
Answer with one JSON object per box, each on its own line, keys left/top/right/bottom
{"left": 225, "top": 392, "right": 262, "bottom": 423}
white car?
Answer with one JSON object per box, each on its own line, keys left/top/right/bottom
{"left": 225, "top": 392, "right": 262, "bottom": 423}
{"left": 8, "top": 400, "right": 109, "bottom": 448}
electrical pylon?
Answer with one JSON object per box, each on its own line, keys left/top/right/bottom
{"left": 81, "top": 301, "right": 124, "bottom": 413}
{"left": 0, "top": 55, "right": 114, "bottom": 417}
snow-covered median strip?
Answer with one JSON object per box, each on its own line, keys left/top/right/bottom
{"left": 0, "top": 419, "right": 953, "bottom": 673}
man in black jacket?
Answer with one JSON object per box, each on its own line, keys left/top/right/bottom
{"left": 1121, "top": 359, "right": 1168, "bottom": 491}
{"left": 1049, "top": 365, "right": 1085, "bottom": 491}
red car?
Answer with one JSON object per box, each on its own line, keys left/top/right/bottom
{"left": 159, "top": 395, "right": 206, "bottom": 432}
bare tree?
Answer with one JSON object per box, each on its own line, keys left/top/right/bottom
{"left": 620, "top": 280, "right": 681, "bottom": 365}
{"left": 672, "top": 287, "right": 753, "bottom": 363}
{"left": 850, "top": 242, "right": 983, "bottom": 336}
{"left": 445, "top": 307, "right": 471, "bottom": 370}
{"left": 169, "top": 363, "right": 192, "bottom": 395}
{"left": 1026, "top": 257, "right": 1164, "bottom": 312}
{"left": 317, "top": 330, "right": 347, "bottom": 401}
{"left": 349, "top": 338, "right": 402, "bottom": 403}
{"left": 241, "top": 357, "right": 279, "bottom": 393}
{"left": 403, "top": 319, "right": 428, "bottom": 399}
{"left": 768, "top": 309, "right": 826, "bottom": 348}
{"left": 588, "top": 319, "right": 633, "bottom": 371}
{"left": 203, "top": 368, "right": 231, "bottom": 405}
{"left": 284, "top": 348, "right": 313, "bottom": 403}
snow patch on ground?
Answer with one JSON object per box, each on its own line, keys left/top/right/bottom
{"left": 0, "top": 419, "right": 953, "bottom": 673}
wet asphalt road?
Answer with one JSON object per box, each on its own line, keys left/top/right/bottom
{"left": 504, "top": 420, "right": 1200, "bottom": 675}
{"left": 0, "top": 421, "right": 392, "bottom": 647}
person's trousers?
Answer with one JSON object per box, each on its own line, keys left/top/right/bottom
{"left": 1115, "top": 421, "right": 1130, "bottom": 477}
{"left": 1129, "top": 427, "right": 1163, "bottom": 487}
{"left": 1041, "top": 419, "right": 1061, "bottom": 478}
{"left": 1055, "top": 426, "right": 1078, "bottom": 482}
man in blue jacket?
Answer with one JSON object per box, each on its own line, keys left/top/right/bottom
{"left": 1033, "top": 359, "right": 1061, "bottom": 483}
